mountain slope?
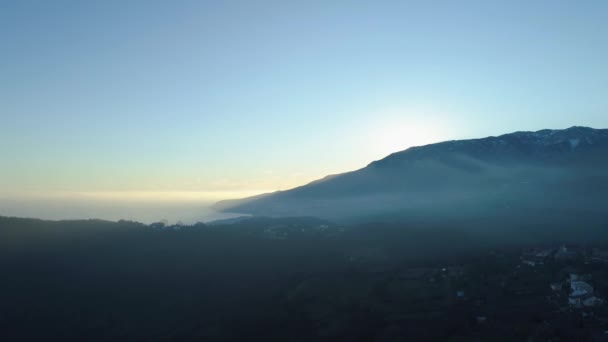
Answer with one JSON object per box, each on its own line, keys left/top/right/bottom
{"left": 214, "top": 127, "right": 608, "bottom": 222}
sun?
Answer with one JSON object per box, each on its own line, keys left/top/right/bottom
{"left": 366, "top": 108, "right": 450, "bottom": 157}
{"left": 377, "top": 121, "right": 442, "bottom": 152}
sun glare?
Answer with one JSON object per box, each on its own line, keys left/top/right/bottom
{"left": 366, "top": 108, "right": 451, "bottom": 157}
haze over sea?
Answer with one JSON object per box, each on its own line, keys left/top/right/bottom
{"left": 0, "top": 192, "right": 252, "bottom": 224}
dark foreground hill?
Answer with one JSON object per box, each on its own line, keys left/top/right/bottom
{"left": 4, "top": 215, "right": 608, "bottom": 340}
{"left": 215, "top": 126, "right": 608, "bottom": 222}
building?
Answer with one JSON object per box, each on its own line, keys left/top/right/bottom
{"left": 583, "top": 296, "right": 603, "bottom": 307}
{"left": 569, "top": 281, "right": 594, "bottom": 308}
{"left": 521, "top": 248, "right": 553, "bottom": 266}
{"left": 555, "top": 245, "right": 578, "bottom": 261}
{"left": 591, "top": 249, "right": 608, "bottom": 264}
{"left": 570, "top": 273, "right": 592, "bottom": 282}
{"left": 550, "top": 282, "right": 563, "bottom": 291}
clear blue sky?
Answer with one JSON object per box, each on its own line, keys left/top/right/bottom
{"left": 2, "top": 0, "right": 607, "bottom": 201}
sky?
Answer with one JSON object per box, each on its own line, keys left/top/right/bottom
{"left": 1, "top": 0, "right": 608, "bottom": 210}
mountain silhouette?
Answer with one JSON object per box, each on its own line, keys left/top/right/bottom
{"left": 214, "top": 126, "right": 608, "bottom": 222}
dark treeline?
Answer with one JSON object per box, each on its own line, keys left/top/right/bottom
{"left": 1, "top": 213, "right": 608, "bottom": 340}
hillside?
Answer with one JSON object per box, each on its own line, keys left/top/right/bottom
{"left": 214, "top": 126, "right": 608, "bottom": 222}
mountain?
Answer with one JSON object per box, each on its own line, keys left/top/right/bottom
{"left": 214, "top": 126, "right": 608, "bottom": 222}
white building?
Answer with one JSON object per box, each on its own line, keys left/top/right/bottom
{"left": 569, "top": 281, "right": 594, "bottom": 308}
{"left": 550, "top": 282, "right": 563, "bottom": 291}
{"left": 583, "top": 296, "right": 603, "bottom": 307}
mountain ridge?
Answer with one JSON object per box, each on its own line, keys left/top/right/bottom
{"left": 214, "top": 126, "right": 608, "bottom": 222}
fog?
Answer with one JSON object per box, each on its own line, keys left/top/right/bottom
{"left": 0, "top": 197, "right": 243, "bottom": 224}
{"left": 217, "top": 155, "right": 608, "bottom": 223}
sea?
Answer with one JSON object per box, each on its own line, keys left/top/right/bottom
{"left": 0, "top": 197, "right": 245, "bottom": 225}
